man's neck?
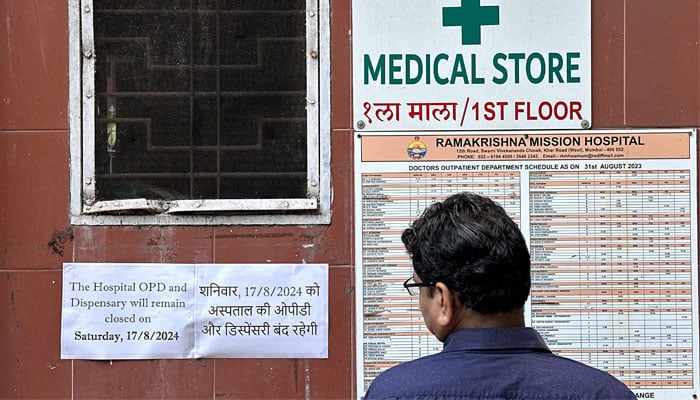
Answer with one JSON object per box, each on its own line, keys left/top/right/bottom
{"left": 456, "top": 308, "right": 526, "bottom": 329}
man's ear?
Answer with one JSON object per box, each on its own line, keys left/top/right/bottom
{"left": 434, "top": 282, "right": 459, "bottom": 326}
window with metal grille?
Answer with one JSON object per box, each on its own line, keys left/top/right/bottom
{"left": 69, "top": 0, "right": 330, "bottom": 224}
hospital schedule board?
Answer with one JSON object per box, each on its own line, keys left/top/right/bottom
{"left": 354, "top": 129, "right": 699, "bottom": 400}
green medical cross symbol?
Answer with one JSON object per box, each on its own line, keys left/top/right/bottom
{"left": 442, "top": 0, "right": 500, "bottom": 45}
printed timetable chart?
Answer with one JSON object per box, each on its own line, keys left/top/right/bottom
{"left": 354, "top": 130, "right": 699, "bottom": 399}
{"left": 529, "top": 169, "right": 695, "bottom": 394}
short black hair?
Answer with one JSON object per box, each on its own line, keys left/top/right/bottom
{"left": 401, "top": 192, "right": 531, "bottom": 314}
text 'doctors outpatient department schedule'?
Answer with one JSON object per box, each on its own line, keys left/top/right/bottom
{"left": 354, "top": 130, "right": 699, "bottom": 400}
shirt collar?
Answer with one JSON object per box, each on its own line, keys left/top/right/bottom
{"left": 443, "top": 327, "right": 551, "bottom": 353}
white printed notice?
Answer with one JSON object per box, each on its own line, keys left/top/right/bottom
{"left": 354, "top": 129, "right": 699, "bottom": 400}
{"left": 61, "top": 263, "right": 328, "bottom": 359}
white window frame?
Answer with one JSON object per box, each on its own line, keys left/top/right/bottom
{"left": 68, "top": 0, "right": 331, "bottom": 225}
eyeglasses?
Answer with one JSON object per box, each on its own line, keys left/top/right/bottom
{"left": 403, "top": 276, "right": 435, "bottom": 296}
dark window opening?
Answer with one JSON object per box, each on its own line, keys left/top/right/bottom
{"left": 93, "top": 0, "right": 308, "bottom": 201}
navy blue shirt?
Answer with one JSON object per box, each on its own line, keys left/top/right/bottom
{"left": 365, "top": 327, "right": 636, "bottom": 400}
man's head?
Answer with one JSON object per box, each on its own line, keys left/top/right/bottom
{"left": 401, "top": 192, "right": 531, "bottom": 315}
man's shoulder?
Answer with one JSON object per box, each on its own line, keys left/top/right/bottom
{"left": 528, "top": 353, "right": 636, "bottom": 398}
{"left": 365, "top": 350, "right": 636, "bottom": 400}
{"left": 364, "top": 354, "right": 445, "bottom": 398}
{"left": 368, "top": 352, "right": 441, "bottom": 383}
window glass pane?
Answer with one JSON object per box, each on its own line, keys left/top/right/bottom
{"left": 93, "top": 0, "right": 308, "bottom": 201}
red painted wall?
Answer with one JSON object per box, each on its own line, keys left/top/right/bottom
{"left": 0, "top": 0, "right": 698, "bottom": 399}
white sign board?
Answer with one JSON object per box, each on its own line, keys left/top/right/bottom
{"left": 353, "top": 0, "right": 591, "bottom": 131}
{"left": 61, "top": 263, "right": 328, "bottom": 359}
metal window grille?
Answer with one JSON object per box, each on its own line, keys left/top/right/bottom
{"left": 70, "top": 0, "right": 330, "bottom": 224}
